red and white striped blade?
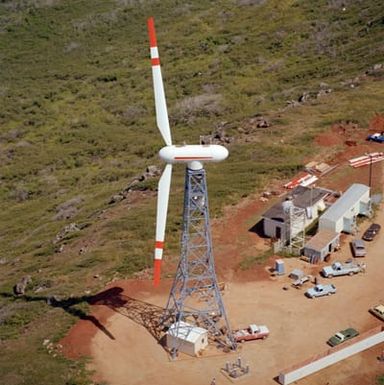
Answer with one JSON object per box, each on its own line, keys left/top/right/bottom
{"left": 147, "top": 17, "right": 172, "bottom": 146}
{"left": 154, "top": 163, "right": 172, "bottom": 286}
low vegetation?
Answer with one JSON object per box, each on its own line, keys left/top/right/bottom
{"left": 0, "top": 0, "right": 383, "bottom": 383}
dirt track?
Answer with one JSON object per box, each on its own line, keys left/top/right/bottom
{"left": 61, "top": 121, "right": 384, "bottom": 385}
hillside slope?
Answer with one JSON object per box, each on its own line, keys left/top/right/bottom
{"left": 0, "top": 0, "right": 383, "bottom": 383}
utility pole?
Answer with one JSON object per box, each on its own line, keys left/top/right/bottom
{"left": 368, "top": 153, "right": 373, "bottom": 194}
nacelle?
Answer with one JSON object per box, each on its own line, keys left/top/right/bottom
{"left": 159, "top": 145, "right": 228, "bottom": 164}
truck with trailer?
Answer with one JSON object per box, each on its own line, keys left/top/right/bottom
{"left": 321, "top": 261, "right": 365, "bottom": 278}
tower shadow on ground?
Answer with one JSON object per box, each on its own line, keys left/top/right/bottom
{"left": 1, "top": 286, "right": 166, "bottom": 343}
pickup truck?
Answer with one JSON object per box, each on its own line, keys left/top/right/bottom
{"left": 233, "top": 324, "right": 269, "bottom": 342}
{"left": 305, "top": 284, "right": 336, "bottom": 298}
{"left": 321, "top": 261, "right": 365, "bottom": 278}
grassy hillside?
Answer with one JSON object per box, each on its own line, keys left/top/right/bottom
{"left": 0, "top": 0, "right": 383, "bottom": 383}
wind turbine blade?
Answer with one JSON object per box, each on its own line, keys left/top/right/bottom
{"left": 154, "top": 163, "right": 172, "bottom": 286}
{"left": 147, "top": 17, "right": 172, "bottom": 146}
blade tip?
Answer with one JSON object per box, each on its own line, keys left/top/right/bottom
{"left": 153, "top": 259, "right": 162, "bottom": 287}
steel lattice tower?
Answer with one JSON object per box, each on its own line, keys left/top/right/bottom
{"left": 161, "top": 167, "right": 237, "bottom": 356}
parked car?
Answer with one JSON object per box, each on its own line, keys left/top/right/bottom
{"left": 327, "top": 328, "right": 359, "bottom": 347}
{"left": 305, "top": 284, "right": 336, "bottom": 298}
{"left": 362, "top": 223, "right": 381, "bottom": 241}
{"left": 369, "top": 304, "right": 384, "bottom": 321}
{"left": 367, "top": 132, "right": 384, "bottom": 143}
{"left": 233, "top": 324, "right": 270, "bottom": 342}
{"left": 351, "top": 239, "right": 366, "bottom": 257}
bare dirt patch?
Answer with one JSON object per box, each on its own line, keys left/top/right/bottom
{"left": 369, "top": 114, "right": 384, "bottom": 132}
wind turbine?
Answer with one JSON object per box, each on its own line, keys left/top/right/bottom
{"left": 148, "top": 17, "right": 228, "bottom": 287}
{"left": 147, "top": 17, "right": 236, "bottom": 355}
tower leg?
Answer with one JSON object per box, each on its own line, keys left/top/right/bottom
{"left": 161, "top": 167, "right": 236, "bottom": 353}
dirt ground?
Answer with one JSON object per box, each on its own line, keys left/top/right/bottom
{"left": 61, "top": 118, "right": 384, "bottom": 385}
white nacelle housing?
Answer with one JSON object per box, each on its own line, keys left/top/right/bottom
{"left": 159, "top": 145, "right": 228, "bottom": 164}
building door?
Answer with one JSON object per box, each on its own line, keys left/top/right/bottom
{"left": 275, "top": 226, "right": 281, "bottom": 239}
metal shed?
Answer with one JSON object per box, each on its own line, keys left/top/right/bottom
{"left": 319, "top": 183, "right": 370, "bottom": 234}
{"left": 303, "top": 229, "right": 340, "bottom": 264}
{"left": 166, "top": 321, "right": 208, "bottom": 357}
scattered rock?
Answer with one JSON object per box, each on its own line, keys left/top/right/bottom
{"left": 146, "top": 165, "right": 161, "bottom": 177}
{"left": 53, "top": 206, "right": 78, "bottom": 220}
{"left": 109, "top": 165, "right": 161, "bottom": 204}
{"left": 285, "top": 100, "right": 300, "bottom": 109}
{"left": 341, "top": 77, "right": 361, "bottom": 88}
{"left": 217, "top": 44, "right": 230, "bottom": 53}
{"left": 237, "top": 0, "right": 266, "bottom": 6}
{"left": 43, "top": 339, "right": 50, "bottom": 346}
{"left": 13, "top": 275, "right": 32, "bottom": 296}
{"left": 0, "top": 257, "right": 7, "bottom": 265}
{"left": 108, "top": 194, "right": 125, "bottom": 204}
{"left": 53, "top": 196, "right": 83, "bottom": 221}
{"left": 317, "top": 88, "right": 332, "bottom": 98}
{"left": 298, "top": 91, "right": 311, "bottom": 103}
{"left": 55, "top": 244, "right": 65, "bottom": 253}
{"left": 11, "top": 188, "right": 29, "bottom": 202}
{"left": 256, "top": 118, "right": 270, "bottom": 128}
{"left": 54, "top": 223, "right": 80, "bottom": 244}
{"left": 200, "top": 122, "right": 233, "bottom": 144}
{"left": 366, "top": 63, "right": 383, "bottom": 76}
{"left": 125, "top": 178, "right": 140, "bottom": 191}
{"left": 238, "top": 115, "right": 271, "bottom": 134}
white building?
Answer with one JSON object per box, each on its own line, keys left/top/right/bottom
{"left": 262, "top": 186, "right": 331, "bottom": 241}
{"left": 166, "top": 321, "right": 208, "bottom": 356}
{"left": 319, "top": 183, "right": 370, "bottom": 234}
